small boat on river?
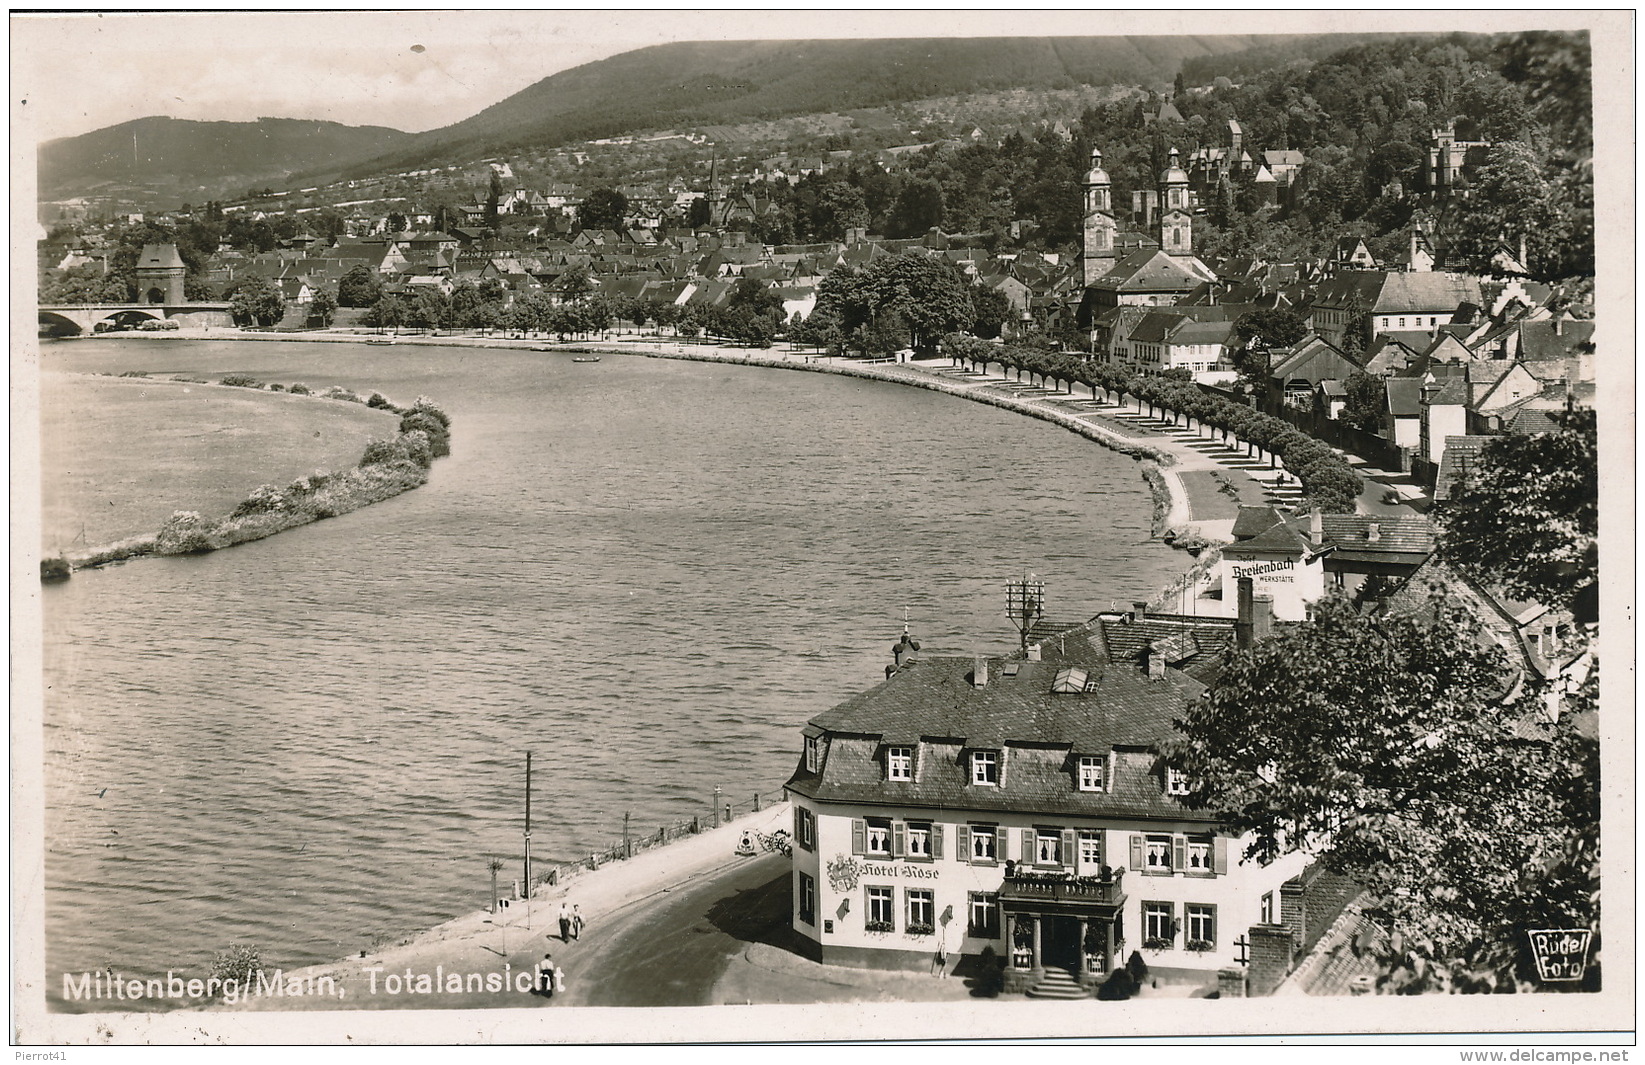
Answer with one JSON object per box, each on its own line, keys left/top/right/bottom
{"left": 571, "top": 356, "right": 601, "bottom": 363}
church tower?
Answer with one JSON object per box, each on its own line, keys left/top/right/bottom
{"left": 1082, "top": 147, "right": 1118, "bottom": 287}
{"left": 1158, "top": 147, "right": 1193, "bottom": 261}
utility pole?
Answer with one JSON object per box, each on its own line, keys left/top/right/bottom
{"left": 524, "top": 751, "right": 533, "bottom": 931}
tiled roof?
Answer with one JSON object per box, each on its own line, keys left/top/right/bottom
{"left": 1224, "top": 517, "right": 1316, "bottom": 558}
{"left": 1371, "top": 272, "right": 1482, "bottom": 315}
{"left": 1319, "top": 515, "right": 1437, "bottom": 559}
{"left": 1093, "top": 249, "right": 1215, "bottom": 291}
{"left": 1434, "top": 435, "right": 1494, "bottom": 502}
{"left": 1231, "top": 505, "right": 1286, "bottom": 540}
{"left": 788, "top": 618, "right": 1226, "bottom": 821}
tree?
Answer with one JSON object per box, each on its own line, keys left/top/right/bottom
{"left": 308, "top": 286, "right": 337, "bottom": 328}
{"left": 686, "top": 196, "right": 713, "bottom": 230}
{"left": 363, "top": 293, "right": 406, "bottom": 331}
{"left": 485, "top": 168, "right": 503, "bottom": 230}
{"left": 386, "top": 212, "right": 408, "bottom": 234}
{"left": 1341, "top": 370, "right": 1387, "bottom": 432}
{"left": 579, "top": 187, "right": 628, "bottom": 231}
{"left": 886, "top": 176, "right": 946, "bottom": 239}
{"left": 970, "top": 284, "right": 1014, "bottom": 340}
{"left": 337, "top": 265, "right": 382, "bottom": 308}
{"left": 1167, "top": 590, "right": 1597, "bottom": 987}
{"left": 225, "top": 275, "right": 284, "bottom": 327}
{"left": 726, "top": 277, "right": 784, "bottom": 322}
{"left": 820, "top": 251, "right": 975, "bottom": 354}
{"left": 1436, "top": 407, "right": 1597, "bottom": 618}
{"left": 39, "top": 263, "right": 126, "bottom": 303}
{"left": 1232, "top": 308, "right": 1310, "bottom": 380}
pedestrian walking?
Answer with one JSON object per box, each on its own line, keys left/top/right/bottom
{"left": 932, "top": 937, "right": 948, "bottom": 977}
{"left": 536, "top": 952, "right": 555, "bottom": 997}
{"left": 558, "top": 902, "right": 572, "bottom": 942}
{"left": 571, "top": 904, "right": 585, "bottom": 941}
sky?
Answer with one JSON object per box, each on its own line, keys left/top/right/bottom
{"left": 11, "top": 10, "right": 1135, "bottom": 144}
{"left": 8, "top": 9, "right": 1559, "bottom": 146}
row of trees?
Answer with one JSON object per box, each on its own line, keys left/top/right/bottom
{"left": 943, "top": 334, "right": 1365, "bottom": 512}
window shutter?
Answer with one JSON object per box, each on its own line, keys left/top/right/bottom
{"left": 851, "top": 818, "right": 865, "bottom": 856}
{"left": 1020, "top": 828, "right": 1034, "bottom": 865}
{"left": 931, "top": 824, "right": 944, "bottom": 859}
{"left": 892, "top": 822, "right": 907, "bottom": 858}
{"left": 956, "top": 825, "right": 971, "bottom": 862}
{"left": 995, "top": 826, "right": 1007, "bottom": 861}
{"left": 1213, "top": 836, "right": 1229, "bottom": 875}
{"left": 1060, "top": 829, "right": 1077, "bottom": 868}
{"left": 1172, "top": 835, "right": 1187, "bottom": 872}
{"left": 794, "top": 805, "right": 803, "bottom": 845}
{"left": 1128, "top": 834, "right": 1144, "bottom": 870}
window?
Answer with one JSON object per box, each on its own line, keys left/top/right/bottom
{"left": 1078, "top": 755, "right": 1105, "bottom": 792}
{"left": 1078, "top": 831, "right": 1103, "bottom": 872}
{"left": 865, "top": 885, "right": 894, "bottom": 931}
{"left": 794, "top": 805, "right": 815, "bottom": 851}
{"left": 1143, "top": 901, "right": 1176, "bottom": 947}
{"left": 1185, "top": 904, "right": 1216, "bottom": 948}
{"left": 1166, "top": 767, "right": 1190, "bottom": 796}
{"left": 1398, "top": 317, "right": 1406, "bottom": 328}
{"left": 1184, "top": 835, "right": 1213, "bottom": 875}
{"left": 906, "top": 821, "right": 932, "bottom": 859}
{"left": 968, "top": 891, "right": 1001, "bottom": 938}
{"left": 968, "top": 824, "right": 998, "bottom": 864}
{"left": 971, "top": 750, "right": 998, "bottom": 786}
{"left": 906, "top": 889, "right": 935, "bottom": 934}
{"left": 1144, "top": 834, "right": 1174, "bottom": 874}
{"left": 1035, "top": 830, "right": 1063, "bottom": 866}
{"left": 864, "top": 818, "right": 892, "bottom": 857}
{"left": 798, "top": 872, "right": 816, "bottom": 926}
{"left": 804, "top": 735, "right": 819, "bottom": 773}
{"left": 886, "top": 746, "right": 913, "bottom": 781}
{"left": 1260, "top": 892, "right": 1275, "bottom": 925}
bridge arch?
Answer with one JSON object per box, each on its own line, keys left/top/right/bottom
{"left": 102, "top": 307, "right": 166, "bottom": 329}
{"left": 38, "top": 310, "right": 87, "bottom": 336}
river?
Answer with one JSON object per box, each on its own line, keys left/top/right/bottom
{"left": 37, "top": 338, "right": 1183, "bottom": 1006}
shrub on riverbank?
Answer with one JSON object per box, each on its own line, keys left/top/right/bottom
{"left": 220, "top": 374, "right": 263, "bottom": 389}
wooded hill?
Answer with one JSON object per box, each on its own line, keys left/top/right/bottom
{"left": 38, "top": 116, "right": 415, "bottom": 201}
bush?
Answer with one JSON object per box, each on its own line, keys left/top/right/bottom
{"left": 41, "top": 557, "right": 71, "bottom": 581}
{"left": 322, "top": 386, "right": 362, "bottom": 403}
{"left": 360, "top": 438, "right": 410, "bottom": 467}
{"left": 210, "top": 944, "right": 262, "bottom": 993}
{"left": 366, "top": 392, "right": 396, "bottom": 411}
{"left": 118, "top": 370, "right": 149, "bottom": 378}
{"left": 401, "top": 429, "right": 433, "bottom": 469}
{"left": 407, "top": 397, "right": 450, "bottom": 429}
{"left": 219, "top": 374, "right": 263, "bottom": 389}
{"left": 231, "top": 484, "right": 290, "bottom": 518}
{"left": 156, "top": 511, "right": 216, "bottom": 554}
{"left": 1126, "top": 949, "right": 1149, "bottom": 982}
{"left": 975, "top": 946, "right": 1006, "bottom": 997}
{"left": 267, "top": 383, "right": 285, "bottom": 392}
{"left": 398, "top": 411, "right": 450, "bottom": 457}
{"left": 288, "top": 383, "right": 312, "bottom": 395}
{"left": 1096, "top": 967, "right": 1138, "bottom": 1001}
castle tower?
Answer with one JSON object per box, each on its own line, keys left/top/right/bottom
{"left": 1158, "top": 147, "right": 1193, "bottom": 261}
{"left": 1082, "top": 147, "right": 1119, "bottom": 287}
{"left": 134, "top": 243, "right": 185, "bottom": 304}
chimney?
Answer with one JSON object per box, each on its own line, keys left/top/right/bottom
{"left": 1308, "top": 506, "right": 1322, "bottom": 546}
{"left": 1026, "top": 643, "right": 1042, "bottom": 662}
{"left": 1555, "top": 316, "right": 1564, "bottom": 337}
{"left": 1132, "top": 601, "right": 1148, "bottom": 620}
{"left": 1235, "top": 576, "right": 1255, "bottom": 651}
{"left": 1147, "top": 649, "right": 1166, "bottom": 679}
{"left": 1520, "top": 234, "right": 1528, "bottom": 269}
{"left": 1367, "top": 522, "right": 1381, "bottom": 544}
{"left": 972, "top": 655, "right": 989, "bottom": 689}
{"left": 1252, "top": 595, "right": 1274, "bottom": 643}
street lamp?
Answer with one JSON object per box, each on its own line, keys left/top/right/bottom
{"left": 1006, "top": 574, "right": 1045, "bottom": 651}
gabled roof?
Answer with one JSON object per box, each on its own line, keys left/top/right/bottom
{"left": 1319, "top": 514, "right": 1437, "bottom": 560}
{"left": 1386, "top": 377, "right": 1424, "bottom": 417}
{"left": 1092, "top": 248, "right": 1216, "bottom": 292}
{"left": 1230, "top": 504, "right": 1286, "bottom": 540}
{"left": 1372, "top": 272, "right": 1482, "bottom": 315}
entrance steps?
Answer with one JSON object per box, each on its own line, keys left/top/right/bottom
{"left": 1026, "top": 967, "right": 1089, "bottom": 1000}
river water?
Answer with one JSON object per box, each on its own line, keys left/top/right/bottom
{"left": 37, "top": 338, "right": 1182, "bottom": 1005}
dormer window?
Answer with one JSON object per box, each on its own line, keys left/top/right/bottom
{"left": 971, "top": 750, "right": 999, "bottom": 787}
{"left": 1078, "top": 755, "right": 1106, "bottom": 792}
{"left": 887, "top": 746, "right": 913, "bottom": 782}
{"left": 1166, "top": 767, "right": 1190, "bottom": 796}
{"left": 804, "top": 735, "right": 819, "bottom": 774}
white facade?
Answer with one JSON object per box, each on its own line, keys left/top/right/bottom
{"left": 789, "top": 795, "right": 1307, "bottom": 979}
{"left": 1216, "top": 550, "right": 1326, "bottom": 622}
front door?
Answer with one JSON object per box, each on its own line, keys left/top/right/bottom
{"left": 1041, "top": 915, "right": 1081, "bottom": 974}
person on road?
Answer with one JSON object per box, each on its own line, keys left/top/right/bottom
{"left": 558, "top": 902, "right": 572, "bottom": 942}
{"left": 537, "top": 952, "right": 556, "bottom": 997}
{"left": 571, "top": 904, "right": 585, "bottom": 941}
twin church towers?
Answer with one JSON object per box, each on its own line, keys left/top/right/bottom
{"left": 1081, "top": 146, "right": 1196, "bottom": 288}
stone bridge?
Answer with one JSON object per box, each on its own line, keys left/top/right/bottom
{"left": 39, "top": 302, "right": 233, "bottom": 336}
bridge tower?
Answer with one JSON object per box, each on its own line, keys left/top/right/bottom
{"left": 135, "top": 244, "right": 185, "bottom": 304}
